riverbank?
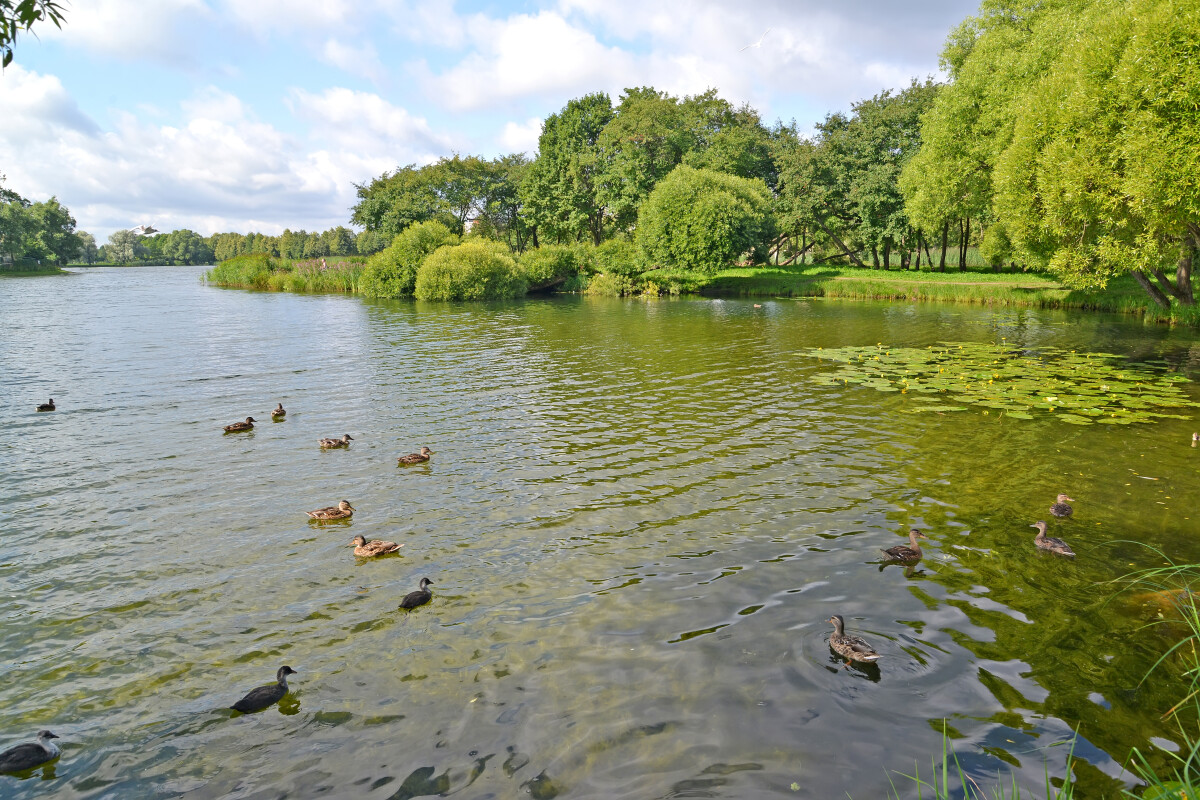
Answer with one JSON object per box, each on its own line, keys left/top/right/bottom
{"left": 0, "top": 265, "right": 67, "bottom": 276}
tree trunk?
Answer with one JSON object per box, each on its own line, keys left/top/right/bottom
{"left": 1133, "top": 271, "right": 1173, "bottom": 309}
{"left": 1175, "top": 223, "right": 1198, "bottom": 305}
{"left": 800, "top": 229, "right": 806, "bottom": 265}
{"left": 939, "top": 221, "right": 948, "bottom": 272}
{"left": 816, "top": 219, "right": 866, "bottom": 267}
{"left": 923, "top": 235, "right": 934, "bottom": 270}
{"left": 871, "top": 244, "right": 879, "bottom": 269}
{"left": 959, "top": 217, "right": 970, "bottom": 270}
{"left": 914, "top": 234, "right": 922, "bottom": 269}
{"left": 881, "top": 239, "right": 891, "bottom": 271}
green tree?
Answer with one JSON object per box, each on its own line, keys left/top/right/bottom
{"left": 76, "top": 231, "right": 97, "bottom": 264}
{"left": 0, "top": 177, "right": 32, "bottom": 265}
{"left": 25, "top": 197, "right": 79, "bottom": 265}
{"left": 414, "top": 240, "right": 528, "bottom": 300}
{"left": 521, "top": 92, "right": 614, "bottom": 245}
{"left": 1, "top": 0, "right": 66, "bottom": 67}
{"left": 351, "top": 165, "right": 442, "bottom": 240}
{"left": 164, "top": 229, "right": 213, "bottom": 265}
{"left": 359, "top": 220, "right": 458, "bottom": 298}
{"left": 636, "top": 165, "right": 774, "bottom": 273}
{"left": 106, "top": 229, "right": 143, "bottom": 264}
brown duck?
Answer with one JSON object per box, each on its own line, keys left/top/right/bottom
{"left": 881, "top": 529, "right": 927, "bottom": 563}
{"left": 1049, "top": 494, "right": 1075, "bottom": 518}
{"left": 397, "top": 446, "right": 433, "bottom": 465}
{"left": 223, "top": 416, "right": 255, "bottom": 432}
{"left": 271, "top": 403, "right": 286, "bottom": 419}
{"left": 36, "top": 398, "right": 55, "bottom": 412}
{"left": 319, "top": 434, "right": 354, "bottom": 448}
{"left": 827, "top": 615, "right": 881, "bottom": 664}
{"left": 350, "top": 535, "right": 402, "bottom": 557}
{"left": 1031, "top": 521, "right": 1075, "bottom": 557}
{"left": 307, "top": 500, "right": 354, "bottom": 521}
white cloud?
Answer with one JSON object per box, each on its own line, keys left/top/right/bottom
{"left": 0, "top": 67, "right": 457, "bottom": 239}
{"left": 216, "top": 0, "right": 362, "bottom": 35}
{"left": 51, "top": 0, "right": 209, "bottom": 64}
{"left": 499, "top": 117, "right": 543, "bottom": 154}
{"left": 321, "top": 38, "right": 387, "bottom": 84}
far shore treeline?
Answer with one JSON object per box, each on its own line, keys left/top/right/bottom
{"left": 6, "top": 0, "right": 1198, "bottom": 320}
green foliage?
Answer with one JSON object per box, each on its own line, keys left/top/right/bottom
{"left": 592, "top": 238, "right": 643, "bottom": 277}
{"left": 205, "top": 253, "right": 364, "bottom": 293}
{"left": 106, "top": 229, "right": 144, "bottom": 264}
{"left": 636, "top": 165, "right": 774, "bottom": 273}
{"left": 806, "top": 341, "right": 1193, "bottom": 425}
{"left": 517, "top": 244, "right": 581, "bottom": 290}
{"left": 205, "top": 253, "right": 278, "bottom": 289}
{"left": 1, "top": 0, "right": 65, "bottom": 67}
{"left": 414, "top": 241, "right": 528, "bottom": 301}
{"left": 583, "top": 271, "right": 635, "bottom": 296}
{"left": 359, "top": 220, "right": 459, "bottom": 298}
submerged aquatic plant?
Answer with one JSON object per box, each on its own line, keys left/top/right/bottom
{"left": 804, "top": 342, "right": 1195, "bottom": 425}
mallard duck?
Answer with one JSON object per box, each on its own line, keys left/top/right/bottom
{"left": 0, "top": 730, "right": 60, "bottom": 773}
{"left": 35, "top": 398, "right": 55, "bottom": 412}
{"left": 400, "top": 577, "right": 434, "bottom": 609}
{"left": 319, "top": 434, "right": 354, "bottom": 448}
{"left": 271, "top": 403, "right": 286, "bottom": 419}
{"left": 1031, "top": 521, "right": 1075, "bottom": 557}
{"left": 881, "top": 529, "right": 927, "bottom": 563}
{"left": 307, "top": 500, "right": 354, "bottom": 520}
{"left": 397, "top": 446, "right": 433, "bottom": 465}
{"left": 230, "top": 666, "right": 296, "bottom": 713}
{"left": 350, "top": 535, "right": 402, "bottom": 557}
{"left": 827, "top": 615, "right": 881, "bottom": 664}
{"left": 1049, "top": 494, "right": 1075, "bottom": 518}
{"left": 223, "top": 416, "right": 255, "bottom": 432}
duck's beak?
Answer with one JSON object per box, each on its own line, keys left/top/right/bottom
{"left": 1030, "top": 523, "right": 1039, "bottom": 528}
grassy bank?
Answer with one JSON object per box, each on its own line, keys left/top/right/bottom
{"left": 205, "top": 253, "right": 366, "bottom": 293}
{"left": 0, "top": 265, "right": 68, "bottom": 276}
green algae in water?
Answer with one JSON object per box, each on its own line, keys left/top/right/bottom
{"left": 804, "top": 342, "right": 1196, "bottom": 425}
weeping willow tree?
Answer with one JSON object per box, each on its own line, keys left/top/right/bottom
{"left": 903, "top": 0, "right": 1200, "bottom": 308}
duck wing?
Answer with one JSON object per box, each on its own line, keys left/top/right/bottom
{"left": 400, "top": 589, "right": 431, "bottom": 609}
{"left": 881, "top": 545, "right": 918, "bottom": 561}
{"left": 231, "top": 683, "right": 285, "bottom": 713}
{"left": 0, "top": 742, "right": 53, "bottom": 772}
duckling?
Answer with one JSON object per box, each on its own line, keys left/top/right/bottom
{"left": 827, "top": 615, "right": 881, "bottom": 664}
{"left": 35, "top": 398, "right": 55, "bottom": 412}
{"left": 400, "top": 577, "right": 434, "bottom": 609}
{"left": 306, "top": 500, "right": 354, "bottom": 520}
{"left": 1049, "top": 494, "right": 1075, "bottom": 518}
{"left": 397, "top": 446, "right": 433, "bottom": 465}
{"left": 223, "top": 416, "right": 255, "bottom": 432}
{"left": 350, "top": 535, "right": 402, "bottom": 557}
{"left": 1192, "top": 432, "right": 1198, "bottom": 447}
{"left": 319, "top": 434, "right": 353, "bottom": 448}
{"left": 271, "top": 403, "right": 286, "bottom": 419}
{"left": 881, "top": 529, "right": 927, "bottom": 563}
{"left": 1031, "top": 520, "right": 1075, "bottom": 557}
{"left": 230, "top": 666, "right": 297, "bottom": 714}
{"left": 0, "top": 730, "right": 60, "bottom": 773}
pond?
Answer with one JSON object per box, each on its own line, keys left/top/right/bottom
{"left": 3, "top": 265, "right": 1200, "bottom": 799}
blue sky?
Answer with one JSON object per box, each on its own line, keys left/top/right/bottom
{"left": 0, "top": 0, "right": 978, "bottom": 242}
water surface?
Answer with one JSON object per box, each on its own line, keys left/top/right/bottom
{"left": 3, "top": 266, "right": 1200, "bottom": 799}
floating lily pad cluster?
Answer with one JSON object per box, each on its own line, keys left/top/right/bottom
{"left": 804, "top": 342, "right": 1195, "bottom": 425}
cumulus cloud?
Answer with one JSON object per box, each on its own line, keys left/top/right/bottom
{"left": 50, "top": 0, "right": 210, "bottom": 64}
{"left": 499, "top": 117, "right": 543, "bottom": 154}
{"left": 0, "top": 66, "right": 455, "bottom": 239}
{"left": 321, "top": 38, "right": 388, "bottom": 84}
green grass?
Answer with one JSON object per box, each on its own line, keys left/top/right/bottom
{"left": 0, "top": 264, "right": 68, "bottom": 276}
{"left": 205, "top": 253, "right": 366, "bottom": 293}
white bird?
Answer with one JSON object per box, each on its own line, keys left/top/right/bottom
{"left": 129, "top": 225, "right": 158, "bottom": 236}
{"left": 740, "top": 27, "right": 772, "bottom": 51}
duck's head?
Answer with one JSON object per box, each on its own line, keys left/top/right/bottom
{"left": 1030, "top": 521, "right": 1048, "bottom": 534}
{"left": 419, "top": 577, "right": 434, "bottom": 589}
{"left": 343, "top": 434, "right": 354, "bottom": 441}
{"left": 36, "top": 730, "right": 59, "bottom": 741}
{"left": 826, "top": 614, "right": 845, "bottom": 632}
{"left": 909, "top": 529, "right": 928, "bottom": 540}
{"left": 1056, "top": 494, "right": 1074, "bottom": 503}
{"left": 47, "top": 398, "right": 54, "bottom": 404}
{"left": 338, "top": 500, "right": 354, "bottom": 511}
{"left": 276, "top": 665, "right": 297, "bottom": 682}
{"left": 275, "top": 403, "right": 284, "bottom": 410}
{"left": 1193, "top": 432, "right": 1198, "bottom": 443}
{"left": 420, "top": 447, "right": 433, "bottom": 455}
{"left": 350, "top": 535, "right": 367, "bottom": 547}
{"left": 246, "top": 417, "right": 256, "bottom": 423}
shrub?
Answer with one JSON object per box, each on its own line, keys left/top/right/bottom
{"left": 414, "top": 241, "right": 528, "bottom": 300}
{"left": 205, "top": 253, "right": 281, "bottom": 290}
{"left": 519, "top": 244, "right": 581, "bottom": 291}
{"left": 593, "top": 238, "right": 643, "bottom": 277}
{"left": 359, "top": 221, "right": 459, "bottom": 298}
{"left": 636, "top": 165, "right": 775, "bottom": 274}
{"left": 584, "top": 272, "right": 635, "bottom": 296}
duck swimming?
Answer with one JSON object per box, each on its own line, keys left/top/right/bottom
{"left": 1049, "top": 494, "right": 1075, "bottom": 518}
{"left": 271, "top": 403, "right": 286, "bottom": 419}
{"left": 827, "top": 615, "right": 881, "bottom": 664}
{"left": 35, "top": 398, "right": 55, "bottom": 412}
{"left": 307, "top": 500, "right": 354, "bottom": 520}
{"left": 223, "top": 417, "right": 255, "bottom": 432}
{"left": 0, "top": 730, "right": 60, "bottom": 773}
{"left": 319, "top": 434, "right": 353, "bottom": 448}
{"left": 881, "top": 529, "right": 927, "bottom": 563}
{"left": 1031, "top": 521, "right": 1075, "bottom": 556}
{"left": 350, "top": 535, "right": 402, "bottom": 557}
{"left": 400, "top": 577, "right": 434, "bottom": 609}
{"left": 397, "top": 446, "right": 433, "bottom": 465}
{"left": 230, "top": 666, "right": 296, "bottom": 714}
